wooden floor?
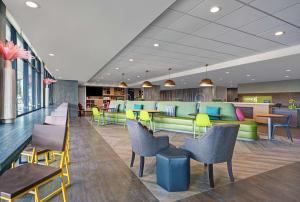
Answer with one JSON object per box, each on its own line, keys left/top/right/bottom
{"left": 2, "top": 111, "right": 300, "bottom": 202}
{"left": 179, "top": 162, "right": 300, "bottom": 202}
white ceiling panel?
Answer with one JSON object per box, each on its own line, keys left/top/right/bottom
{"left": 239, "top": 16, "right": 285, "bottom": 35}
{"left": 193, "top": 23, "right": 231, "bottom": 38}
{"left": 169, "top": 0, "right": 204, "bottom": 12}
{"left": 249, "top": 0, "right": 300, "bottom": 13}
{"left": 167, "top": 14, "right": 209, "bottom": 33}
{"left": 188, "top": 0, "right": 243, "bottom": 21}
{"left": 216, "top": 6, "right": 266, "bottom": 28}
{"left": 273, "top": 3, "right": 300, "bottom": 25}
{"left": 152, "top": 10, "right": 184, "bottom": 27}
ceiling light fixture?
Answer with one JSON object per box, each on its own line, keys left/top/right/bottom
{"left": 199, "top": 64, "right": 214, "bottom": 87}
{"left": 246, "top": 74, "right": 251, "bottom": 77}
{"left": 274, "top": 31, "right": 284, "bottom": 36}
{"left": 137, "top": 75, "right": 140, "bottom": 78}
{"left": 285, "top": 75, "right": 289, "bottom": 78}
{"left": 55, "top": 69, "right": 59, "bottom": 72}
{"left": 210, "top": 6, "right": 221, "bottom": 13}
{"left": 48, "top": 53, "right": 55, "bottom": 56}
{"left": 164, "top": 68, "right": 176, "bottom": 87}
{"left": 115, "top": 67, "right": 119, "bottom": 70}
{"left": 225, "top": 71, "right": 230, "bottom": 74}
{"left": 129, "top": 58, "right": 134, "bottom": 62}
{"left": 285, "top": 69, "right": 291, "bottom": 72}
{"left": 251, "top": 78, "right": 255, "bottom": 81}
{"left": 25, "top": 1, "right": 39, "bottom": 8}
{"left": 154, "top": 43, "right": 159, "bottom": 47}
{"left": 142, "top": 70, "right": 153, "bottom": 88}
{"left": 119, "top": 73, "right": 128, "bottom": 88}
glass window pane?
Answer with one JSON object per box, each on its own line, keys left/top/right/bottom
{"left": 28, "top": 66, "right": 33, "bottom": 111}
{"left": 17, "top": 60, "right": 24, "bottom": 115}
{"left": 5, "top": 24, "right": 11, "bottom": 41}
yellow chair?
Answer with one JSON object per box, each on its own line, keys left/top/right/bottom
{"left": 124, "top": 109, "right": 136, "bottom": 127}
{"left": 140, "top": 110, "right": 154, "bottom": 131}
{"left": 92, "top": 107, "right": 106, "bottom": 126}
{"left": 194, "top": 113, "right": 212, "bottom": 138}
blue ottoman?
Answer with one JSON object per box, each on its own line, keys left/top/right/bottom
{"left": 156, "top": 147, "right": 190, "bottom": 192}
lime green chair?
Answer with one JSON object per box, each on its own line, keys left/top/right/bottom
{"left": 92, "top": 107, "right": 106, "bottom": 126}
{"left": 140, "top": 110, "right": 154, "bottom": 131}
{"left": 124, "top": 109, "right": 136, "bottom": 127}
{"left": 194, "top": 113, "right": 212, "bottom": 138}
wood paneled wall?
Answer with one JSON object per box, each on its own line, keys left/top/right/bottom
{"left": 143, "top": 85, "right": 160, "bottom": 101}
{"left": 160, "top": 88, "right": 203, "bottom": 101}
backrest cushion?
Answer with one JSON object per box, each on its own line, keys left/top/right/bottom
{"left": 156, "top": 101, "right": 197, "bottom": 118}
{"left": 199, "top": 102, "right": 237, "bottom": 121}
{"left": 235, "top": 107, "right": 245, "bottom": 121}
{"left": 133, "top": 104, "right": 143, "bottom": 110}
{"left": 165, "top": 105, "right": 176, "bottom": 117}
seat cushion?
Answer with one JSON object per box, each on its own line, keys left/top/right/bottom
{"left": 212, "top": 119, "right": 257, "bottom": 132}
{"left": 0, "top": 164, "right": 61, "bottom": 199}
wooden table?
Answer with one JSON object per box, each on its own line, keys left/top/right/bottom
{"left": 256, "top": 114, "right": 286, "bottom": 140}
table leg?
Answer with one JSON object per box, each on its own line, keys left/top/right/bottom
{"left": 267, "top": 117, "right": 272, "bottom": 140}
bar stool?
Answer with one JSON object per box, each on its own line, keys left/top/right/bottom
{"left": 0, "top": 125, "right": 68, "bottom": 202}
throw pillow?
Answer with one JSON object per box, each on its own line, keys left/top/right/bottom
{"left": 206, "top": 106, "right": 220, "bottom": 120}
{"left": 235, "top": 107, "right": 245, "bottom": 121}
{"left": 165, "top": 105, "right": 176, "bottom": 117}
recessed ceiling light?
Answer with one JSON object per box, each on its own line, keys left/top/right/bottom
{"left": 115, "top": 67, "right": 119, "bottom": 70}
{"left": 210, "top": 6, "right": 221, "bottom": 13}
{"left": 153, "top": 43, "right": 159, "bottom": 47}
{"left": 25, "top": 1, "right": 39, "bottom": 8}
{"left": 107, "top": 73, "right": 111, "bottom": 76}
{"left": 251, "top": 78, "right": 255, "bottom": 81}
{"left": 48, "top": 53, "right": 55, "bottom": 56}
{"left": 127, "top": 78, "right": 131, "bottom": 81}
{"left": 225, "top": 71, "right": 230, "bottom": 74}
{"left": 55, "top": 69, "right": 59, "bottom": 72}
{"left": 137, "top": 75, "right": 140, "bottom": 78}
{"left": 246, "top": 74, "right": 251, "bottom": 77}
{"left": 285, "top": 75, "right": 289, "bottom": 78}
{"left": 274, "top": 31, "right": 284, "bottom": 36}
{"left": 285, "top": 69, "right": 291, "bottom": 72}
{"left": 129, "top": 58, "right": 134, "bottom": 62}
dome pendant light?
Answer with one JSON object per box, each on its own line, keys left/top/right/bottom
{"left": 199, "top": 64, "right": 214, "bottom": 87}
{"left": 164, "top": 68, "right": 176, "bottom": 87}
{"left": 142, "top": 70, "right": 153, "bottom": 88}
{"left": 119, "top": 73, "right": 128, "bottom": 88}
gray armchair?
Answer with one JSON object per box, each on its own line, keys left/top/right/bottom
{"left": 126, "top": 120, "right": 170, "bottom": 177}
{"left": 182, "top": 124, "right": 240, "bottom": 188}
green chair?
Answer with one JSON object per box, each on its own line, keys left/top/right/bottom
{"left": 124, "top": 109, "right": 136, "bottom": 127}
{"left": 140, "top": 110, "right": 154, "bottom": 131}
{"left": 92, "top": 107, "right": 106, "bottom": 126}
{"left": 193, "top": 113, "right": 212, "bottom": 138}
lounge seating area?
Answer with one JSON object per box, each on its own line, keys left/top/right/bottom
{"left": 1, "top": 0, "right": 300, "bottom": 201}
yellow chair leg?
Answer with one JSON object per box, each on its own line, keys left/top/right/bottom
{"left": 193, "top": 121, "right": 196, "bottom": 138}
{"left": 60, "top": 173, "right": 68, "bottom": 202}
{"left": 34, "top": 187, "right": 40, "bottom": 202}
{"left": 44, "top": 153, "right": 49, "bottom": 166}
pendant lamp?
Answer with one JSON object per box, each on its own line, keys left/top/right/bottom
{"left": 164, "top": 68, "right": 176, "bottom": 87}
{"left": 119, "top": 73, "right": 128, "bottom": 88}
{"left": 199, "top": 64, "right": 214, "bottom": 87}
{"left": 142, "top": 70, "right": 153, "bottom": 88}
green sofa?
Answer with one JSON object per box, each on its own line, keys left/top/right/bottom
{"left": 103, "top": 100, "right": 258, "bottom": 140}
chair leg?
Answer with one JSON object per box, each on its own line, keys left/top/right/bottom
{"left": 130, "top": 151, "right": 135, "bottom": 167}
{"left": 34, "top": 187, "right": 40, "bottom": 202}
{"left": 60, "top": 173, "right": 68, "bottom": 202}
{"left": 285, "top": 126, "right": 293, "bottom": 142}
{"left": 193, "top": 122, "right": 196, "bottom": 138}
{"left": 272, "top": 126, "right": 276, "bottom": 139}
{"left": 227, "top": 160, "right": 234, "bottom": 182}
{"left": 208, "top": 164, "right": 214, "bottom": 188}
{"left": 139, "top": 156, "right": 145, "bottom": 177}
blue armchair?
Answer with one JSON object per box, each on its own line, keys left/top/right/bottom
{"left": 182, "top": 124, "right": 240, "bottom": 188}
{"left": 126, "top": 120, "right": 170, "bottom": 177}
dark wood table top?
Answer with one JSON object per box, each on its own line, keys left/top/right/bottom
{"left": 256, "top": 114, "right": 286, "bottom": 118}
{"left": 188, "top": 113, "right": 224, "bottom": 118}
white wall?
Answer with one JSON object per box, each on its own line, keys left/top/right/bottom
{"left": 78, "top": 86, "right": 86, "bottom": 110}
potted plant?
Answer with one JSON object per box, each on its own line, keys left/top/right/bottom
{"left": 0, "top": 41, "right": 32, "bottom": 123}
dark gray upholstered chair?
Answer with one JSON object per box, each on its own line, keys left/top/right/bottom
{"left": 182, "top": 124, "right": 240, "bottom": 188}
{"left": 126, "top": 120, "right": 170, "bottom": 177}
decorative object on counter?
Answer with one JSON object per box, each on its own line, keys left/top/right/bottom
{"left": 119, "top": 73, "right": 128, "bottom": 88}
{"left": 43, "top": 78, "right": 57, "bottom": 107}
{"left": 288, "top": 98, "right": 297, "bottom": 109}
{"left": 0, "top": 41, "right": 32, "bottom": 123}
{"left": 164, "top": 68, "right": 176, "bottom": 87}
{"left": 199, "top": 64, "right": 214, "bottom": 87}
{"left": 142, "top": 70, "right": 153, "bottom": 88}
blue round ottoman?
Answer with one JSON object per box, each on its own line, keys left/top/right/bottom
{"left": 156, "top": 147, "right": 190, "bottom": 192}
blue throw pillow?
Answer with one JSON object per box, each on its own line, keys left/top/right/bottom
{"left": 165, "top": 105, "right": 176, "bottom": 117}
{"left": 133, "top": 104, "right": 143, "bottom": 110}
{"left": 206, "top": 106, "right": 220, "bottom": 120}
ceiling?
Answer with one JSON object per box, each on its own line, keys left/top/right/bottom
{"left": 87, "top": 0, "right": 300, "bottom": 88}
{"left": 3, "top": 0, "right": 176, "bottom": 82}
